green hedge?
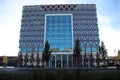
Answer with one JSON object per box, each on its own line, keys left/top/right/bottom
{"left": 0, "top": 69, "right": 120, "bottom": 80}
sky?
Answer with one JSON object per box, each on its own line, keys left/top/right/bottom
{"left": 0, "top": 0, "right": 120, "bottom": 56}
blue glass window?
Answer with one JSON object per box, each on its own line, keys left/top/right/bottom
{"left": 27, "top": 47, "right": 32, "bottom": 52}
{"left": 21, "top": 47, "right": 26, "bottom": 54}
{"left": 46, "top": 15, "right": 72, "bottom": 51}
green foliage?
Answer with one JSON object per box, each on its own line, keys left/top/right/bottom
{"left": 42, "top": 40, "right": 51, "bottom": 62}
{"left": 74, "top": 38, "right": 81, "bottom": 56}
{"left": 118, "top": 50, "right": 120, "bottom": 54}
{"left": 99, "top": 41, "right": 107, "bottom": 60}
{"left": 73, "top": 38, "right": 82, "bottom": 67}
{"left": 117, "top": 50, "right": 120, "bottom": 60}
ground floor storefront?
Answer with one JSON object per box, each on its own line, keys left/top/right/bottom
{"left": 19, "top": 51, "right": 101, "bottom": 68}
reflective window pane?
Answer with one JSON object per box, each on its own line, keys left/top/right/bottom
{"left": 46, "top": 15, "right": 72, "bottom": 51}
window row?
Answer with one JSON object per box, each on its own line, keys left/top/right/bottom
{"left": 74, "top": 31, "right": 98, "bottom": 34}
{"left": 73, "top": 16, "right": 96, "bottom": 20}
{"left": 50, "top": 46, "right": 72, "bottom": 51}
{"left": 21, "top": 31, "right": 44, "bottom": 35}
{"left": 74, "top": 36, "right": 99, "bottom": 39}
{"left": 73, "top": 27, "right": 98, "bottom": 31}
{"left": 73, "top": 20, "right": 97, "bottom": 23}
{"left": 47, "top": 23, "right": 71, "bottom": 26}
{"left": 20, "top": 34, "right": 44, "bottom": 37}
{"left": 21, "top": 47, "right": 43, "bottom": 53}
{"left": 73, "top": 23, "right": 98, "bottom": 27}
{"left": 46, "top": 15, "right": 71, "bottom": 24}
{"left": 21, "top": 28, "right": 44, "bottom": 32}
{"left": 74, "top": 30, "right": 98, "bottom": 33}
{"left": 46, "top": 34, "right": 72, "bottom": 39}
{"left": 21, "top": 23, "right": 43, "bottom": 27}
{"left": 22, "top": 12, "right": 44, "bottom": 16}
{"left": 73, "top": 38, "right": 99, "bottom": 41}
{"left": 48, "top": 39, "right": 72, "bottom": 43}
{"left": 74, "top": 12, "right": 96, "bottom": 15}
{"left": 22, "top": 13, "right": 44, "bottom": 17}
{"left": 20, "top": 40, "right": 44, "bottom": 43}
{"left": 47, "top": 24, "right": 71, "bottom": 28}
{"left": 20, "top": 37, "right": 43, "bottom": 41}
{"left": 46, "top": 29, "right": 72, "bottom": 33}
{"left": 19, "top": 42, "right": 44, "bottom": 47}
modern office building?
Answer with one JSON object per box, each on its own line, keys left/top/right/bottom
{"left": 19, "top": 4, "right": 99, "bottom": 68}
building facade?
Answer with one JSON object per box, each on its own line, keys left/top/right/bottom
{"left": 19, "top": 4, "right": 99, "bottom": 68}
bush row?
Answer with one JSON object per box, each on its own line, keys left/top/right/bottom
{"left": 0, "top": 69, "right": 120, "bottom": 80}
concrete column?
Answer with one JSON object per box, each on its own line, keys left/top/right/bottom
{"left": 28, "top": 54, "right": 30, "bottom": 66}
{"left": 72, "top": 55, "right": 73, "bottom": 68}
{"left": 67, "top": 55, "right": 69, "bottom": 68}
{"left": 55, "top": 55, "right": 56, "bottom": 68}
{"left": 82, "top": 54, "right": 84, "bottom": 67}
{"left": 88, "top": 54, "right": 90, "bottom": 68}
{"left": 23, "top": 55, "right": 24, "bottom": 66}
{"left": 40, "top": 58, "right": 41, "bottom": 68}
{"left": 94, "top": 58, "right": 96, "bottom": 67}
{"left": 83, "top": 53, "right": 85, "bottom": 67}
{"left": 49, "top": 60, "right": 50, "bottom": 68}
{"left": 94, "top": 55, "right": 96, "bottom": 67}
{"left": 61, "top": 54, "right": 63, "bottom": 68}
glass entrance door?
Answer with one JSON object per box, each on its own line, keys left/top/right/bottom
{"left": 56, "top": 60, "right": 61, "bottom": 68}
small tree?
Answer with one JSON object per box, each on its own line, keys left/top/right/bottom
{"left": 73, "top": 38, "right": 82, "bottom": 68}
{"left": 117, "top": 50, "right": 120, "bottom": 60}
{"left": 89, "top": 52, "right": 93, "bottom": 67}
{"left": 42, "top": 40, "right": 51, "bottom": 68}
{"left": 25, "top": 53, "right": 28, "bottom": 67}
{"left": 36, "top": 53, "right": 39, "bottom": 67}
{"left": 84, "top": 52, "right": 87, "bottom": 67}
{"left": 19, "top": 52, "right": 23, "bottom": 66}
{"left": 2, "top": 56, "right": 8, "bottom": 67}
{"left": 99, "top": 41, "right": 107, "bottom": 66}
{"left": 96, "top": 49, "right": 100, "bottom": 67}
{"left": 30, "top": 52, "right": 34, "bottom": 67}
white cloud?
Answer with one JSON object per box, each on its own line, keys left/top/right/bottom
{"left": 0, "top": 0, "right": 69, "bottom": 56}
{"left": 98, "top": 15, "right": 120, "bottom": 56}
{"left": 0, "top": 25, "right": 19, "bottom": 56}
{"left": 0, "top": 1, "right": 21, "bottom": 56}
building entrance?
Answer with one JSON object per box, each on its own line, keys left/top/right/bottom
{"left": 56, "top": 60, "right": 61, "bottom": 68}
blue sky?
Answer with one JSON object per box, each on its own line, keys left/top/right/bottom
{"left": 0, "top": 0, "right": 120, "bottom": 56}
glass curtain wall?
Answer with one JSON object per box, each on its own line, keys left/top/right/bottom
{"left": 46, "top": 15, "right": 72, "bottom": 51}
